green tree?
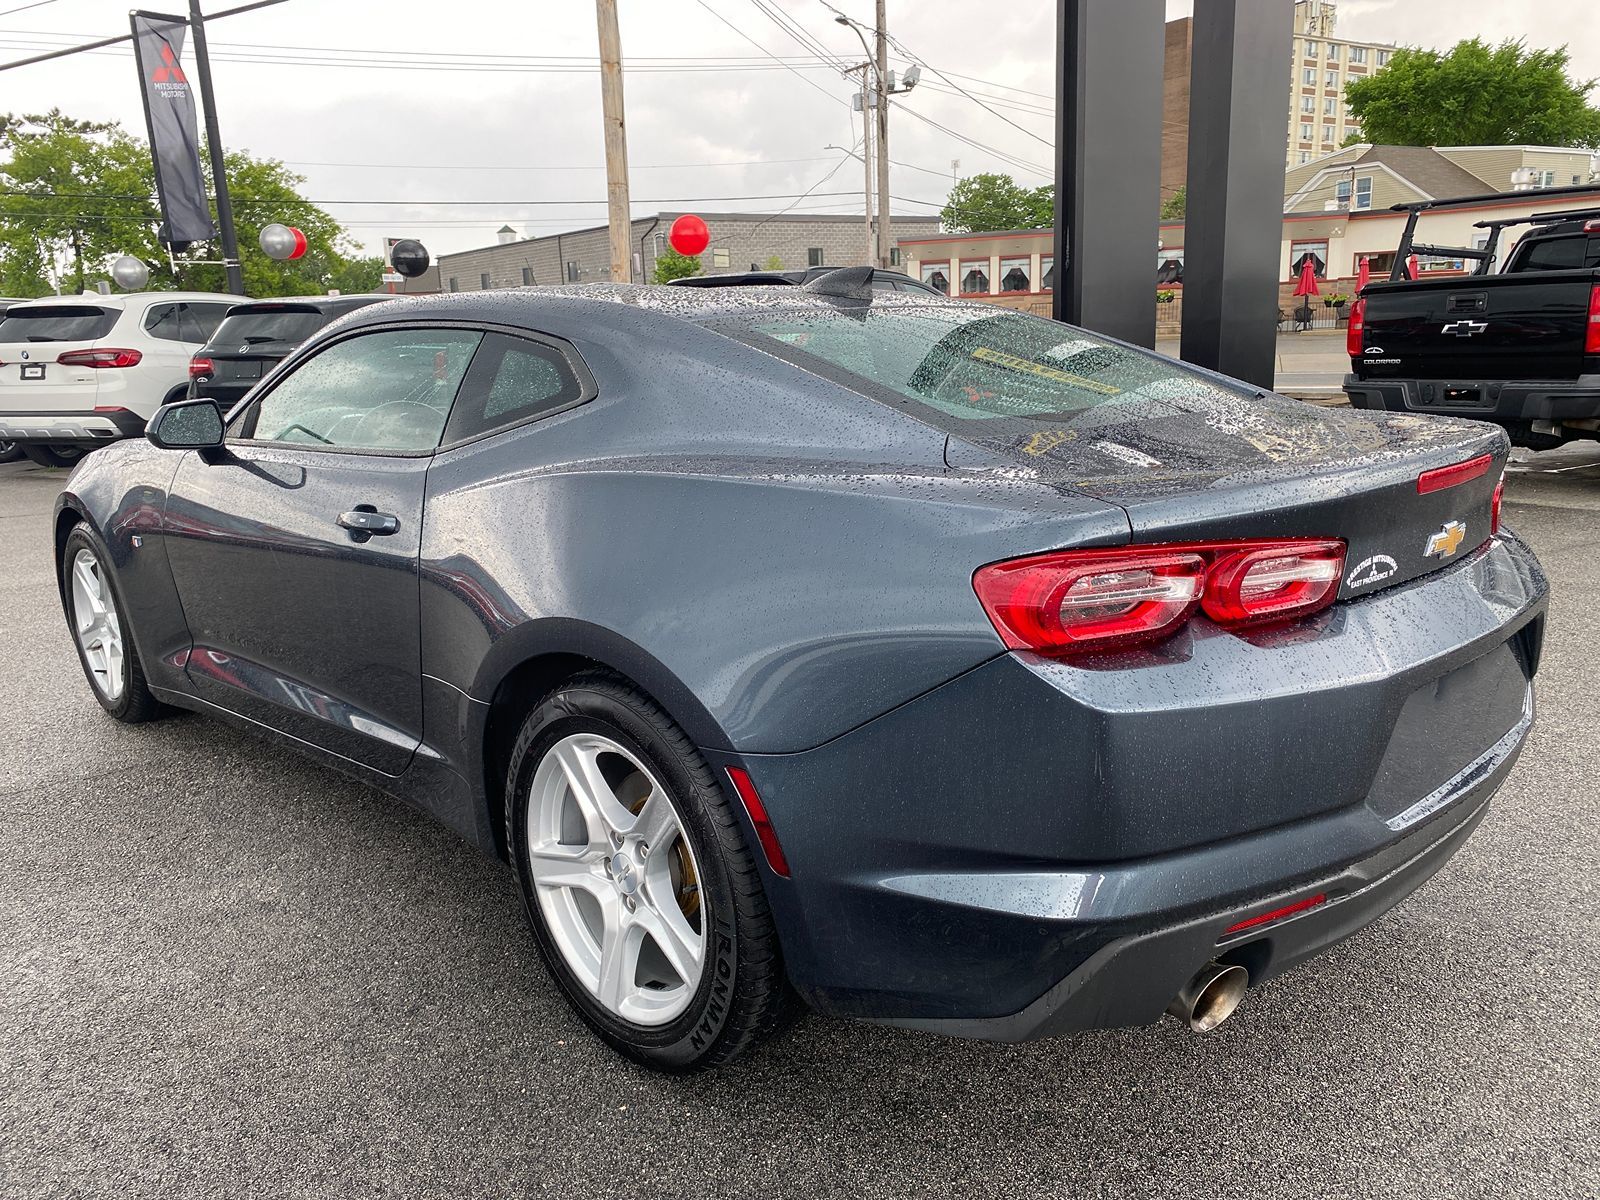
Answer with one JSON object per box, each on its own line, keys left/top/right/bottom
{"left": 1160, "top": 185, "right": 1186, "bottom": 220}
{"left": 324, "top": 255, "right": 386, "bottom": 295}
{"left": 940, "top": 172, "right": 1054, "bottom": 233}
{"left": 762, "top": 253, "right": 784, "bottom": 271}
{"left": 1345, "top": 38, "right": 1600, "bottom": 147}
{"left": 652, "top": 246, "right": 701, "bottom": 283}
{"left": 1, "top": 110, "right": 374, "bottom": 298}
{"left": 0, "top": 109, "right": 156, "bottom": 296}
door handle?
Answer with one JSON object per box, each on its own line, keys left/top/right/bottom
{"left": 337, "top": 509, "right": 399, "bottom": 539}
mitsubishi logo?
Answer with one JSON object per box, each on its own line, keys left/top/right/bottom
{"left": 1441, "top": 320, "right": 1487, "bottom": 337}
{"left": 152, "top": 43, "right": 186, "bottom": 85}
{"left": 1424, "top": 520, "right": 1468, "bottom": 559}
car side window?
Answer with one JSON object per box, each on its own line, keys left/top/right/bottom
{"left": 144, "top": 301, "right": 231, "bottom": 343}
{"left": 442, "top": 332, "right": 585, "bottom": 444}
{"left": 241, "top": 328, "right": 483, "bottom": 453}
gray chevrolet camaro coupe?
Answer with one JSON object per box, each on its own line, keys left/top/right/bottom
{"left": 52, "top": 269, "right": 1547, "bottom": 1071}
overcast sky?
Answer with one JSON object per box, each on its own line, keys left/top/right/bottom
{"left": 0, "top": 0, "right": 1595, "bottom": 258}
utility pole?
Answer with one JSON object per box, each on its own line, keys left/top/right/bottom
{"left": 595, "top": 0, "right": 632, "bottom": 282}
{"left": 188, "top": 0, "right": 243, "bottom": 295}
{"left": 874, "top": 0, "right": 890, "bottom": 268}
{"left": 848, "top": 63, "right": 874, "bottom": 264}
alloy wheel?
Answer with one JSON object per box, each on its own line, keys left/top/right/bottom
{"left": 525, "top": 732, "right": 706, "bottom": 1026}
{"left": 70, "top": 547, "right": 125, "bottom": 701}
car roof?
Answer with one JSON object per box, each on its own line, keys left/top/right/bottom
{"left": 331, "top": 281, "right": 976, "bottom": 334}
{"left": 2, "top": 291, "right": 239, "bottom": 311}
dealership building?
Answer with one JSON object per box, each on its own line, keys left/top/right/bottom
{"left": 406, "top": 211, "right": 941, "bottom": 293}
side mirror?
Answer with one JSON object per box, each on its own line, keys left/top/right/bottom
{"left": 146, "top": 398, "right": 224, "bottom": 450}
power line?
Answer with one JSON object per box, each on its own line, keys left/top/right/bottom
{"left": 0, "top": 0, "right": 58, "bottom": 17}
{"left": 690, "top": 0, "right": 851, "bottom": 110}
{"left": 0, "top": 0, "right": 287, "bottom": 72}
{"left": 890, "top": 102, "right": 1051, "bottom": 176}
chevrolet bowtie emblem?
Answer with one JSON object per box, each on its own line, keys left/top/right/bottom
{"left": 1441, "top": 320, "right": 1487, "bottom": 337}
{"left": 1424, "top": 520, "right": 1467, "bottom": 559}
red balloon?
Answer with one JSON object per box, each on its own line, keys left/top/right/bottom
{"left": 288, "top": 227, "right": 307, "bottom": 260}
{"left": 668, "top": 214, "right": 709, "bottom": 257}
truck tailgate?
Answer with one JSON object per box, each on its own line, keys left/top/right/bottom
{"left": 1359, "top": 269, "right": 1596, "bottom": 381}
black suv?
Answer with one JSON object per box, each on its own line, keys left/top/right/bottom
{"left": 189, "top": 295, "right": 395, "bottom": 408}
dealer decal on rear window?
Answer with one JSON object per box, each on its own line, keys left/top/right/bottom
{"left": 970, "top": 346, "right": 1123, "bottom": 396}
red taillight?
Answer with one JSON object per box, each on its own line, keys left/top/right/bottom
{"left": 1491, "top": 475, "right": 1505, "bottom": 535}
{"left": 1222, "top": 892, "right": 1327, "bottom": 936}
{"left": 1346, "top": 296, "right": 1365, "bottom": 357}
{"left": 189, "top": 356, "right": 215, "bottom": 379}
{"left": 1199, "top": 543, "right": 1345, "bottom": 626}
{"left": 1416, "top": 452, "right": 1493, "bottom": 494}
{"left": 972, "top": 538, "right": 1347, "bottom": 656}
{"left": 57, "top": 347, "right": 142, "bottom": 369}
{"left": 1586, "top": 284, "right": 1600, "bottom": 356}
{"left": 725, "top": 767, "right": 790, "bottom": 878}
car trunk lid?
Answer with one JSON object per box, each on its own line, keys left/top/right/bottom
{"left": 0, "top": 303, "right": 124, "bottom": 412}
{"left": 946, "top": 385, "right": 1506, "bottom": 600}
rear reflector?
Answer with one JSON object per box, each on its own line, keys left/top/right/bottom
{"left": 57, "top": 347, "right": 142, "bottom": 369}
{"left": 1491, "top": 475, "right": 1505, "bottom": 535}
{"left": 1222, "top": 892, "right": 1328, "bottom": 936}
{"left": 973, "top": 538, "right": 1346, "bottom": 656}
{"left": 725, "top": 767, "right": 790, "bottom": 878}
{"left": 1416, "top": 453, "right": 1493, "bottom": 494}
{"left": 92, "top": 406, "right": 131, "bottom": 414}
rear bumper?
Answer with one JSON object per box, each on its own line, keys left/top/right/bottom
{"left": 1345, "top": 373, "right": 1600, "bottom": 422}
{"left": 888, "top": 702, "right": 1521, "bottom": 1041}
{"left": 0, "top": 409, "right": 147, "bottom": 446}
{"left": 724, "top": 533, "right": 1548, "bottom": 1036}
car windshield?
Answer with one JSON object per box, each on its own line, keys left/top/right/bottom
{"left": 718, "top": 305, "right": 1233, "bottom": 424}
{"left": 209, "top": 308, "right": 328, "bottom": 350}
{"left": 0, "top": 305, "right": 119, "bottom": 342}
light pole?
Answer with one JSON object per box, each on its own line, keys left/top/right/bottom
{"left": 834, "top": 8, "right": 919, "bottom": 269}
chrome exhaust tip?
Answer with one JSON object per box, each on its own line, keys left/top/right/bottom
{"left": 1166, "top": 961, "right": 1250, "bottom": 1033}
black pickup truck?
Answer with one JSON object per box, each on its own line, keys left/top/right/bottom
{"left": 1345, "top": 184, "right": 1600, "bottom": 448}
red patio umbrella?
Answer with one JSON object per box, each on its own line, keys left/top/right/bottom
{"left": 1293, "top": 256, "right": 1320, "bottom": 297}
{"left": 1356, "top": 256, "right": 1370, "bottom": 292}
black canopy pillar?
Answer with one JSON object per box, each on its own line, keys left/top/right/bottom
{"left": 1052, "top": 0, "right": 1164, "bottom": 347}
{"left": 1178, "top": 0, "right": 1295, "bottom": 387}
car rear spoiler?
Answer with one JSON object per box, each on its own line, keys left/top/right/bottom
{"left": 1387, "top": 183, "right": 1600, "bottom": 281}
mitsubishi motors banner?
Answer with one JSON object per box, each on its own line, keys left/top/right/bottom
{"left": 130, "top": 11, "right": 215, "bottom": 247}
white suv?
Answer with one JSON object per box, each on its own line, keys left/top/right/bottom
{"left": 0, "top": 291, "right": 238, "bottom": 466}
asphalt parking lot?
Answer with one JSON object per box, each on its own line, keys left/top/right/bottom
{"left": 2, "top": 447, "right": 1598, "bottom": 1199}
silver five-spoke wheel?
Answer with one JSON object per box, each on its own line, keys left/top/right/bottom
{"left": 525, "top": 732, "right": 705, "bottom": 1026}
{"left": 70, "top": 546, "right": 125, "bottom": 701}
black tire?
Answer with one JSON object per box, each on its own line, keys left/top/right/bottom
{"left": 0, "top": 440, "right": 23, "bottom": 464}
{"left": 22, "top": 443, "right": 86, "bottom": 468}
{"left": 506, "top": 670, "right": 797, "bottom": 1071}
{"left": 61, "top": 524, "right": 165, "bottom": 723}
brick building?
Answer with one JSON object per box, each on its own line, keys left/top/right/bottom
{"left": 410, "top": 211, "right": 940, "bottom": 293}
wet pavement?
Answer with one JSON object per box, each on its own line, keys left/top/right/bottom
{"left": 1, "top": 449, "right": 1596, "bottom": 1199}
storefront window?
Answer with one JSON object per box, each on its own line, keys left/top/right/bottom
{"left": 1040, "top": 255, "right": 1055, "bottom": 291}
{"left": 960, "top": 260, "right": 991, "bottom": 295}
{"left": 920, "top": 262, "right": 951, "bottom": 295}
{"left": 999, "top": 257, "right": 1031, "bottom": 293}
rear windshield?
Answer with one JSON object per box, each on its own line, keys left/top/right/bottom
{"left": 207, "top": 308, "right": 328, "bottom": 351}
{"left": 0, "top": 305, "right": 119, "bottom": 342}
{"left": 717, "top": 305, "right": 1235, "bottom": 424}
